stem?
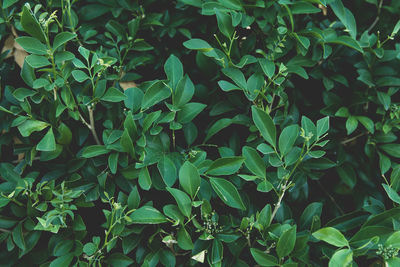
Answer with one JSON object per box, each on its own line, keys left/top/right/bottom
{"left": 88, "top": 105, "right": 101, "bottom": 145}
{"left": 172, "top": 129, "right": 176, "bottom": 149}
{"left": 341, "top": 132, "right": 367, "bottom": 145}
{"left": 270, "top": 184, "right": 287, "bottom": 224}
{"left": 316, "top": 180, "right": 345, "bottom": 215}
{"left": 367, "top": 0, "right": 383, "bottom": 33}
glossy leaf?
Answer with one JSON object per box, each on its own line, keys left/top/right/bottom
{"left": 252, "top": 106, "right": 276, "bottom": 148}
{"left": 209, "top": 177, "right": 245, "bottom": 210}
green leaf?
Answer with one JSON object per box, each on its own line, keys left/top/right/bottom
{"left": 299, "top": 202, "right": 323, "bottom": 230}
{"left": 221, "top": 68, "right": 247, "bottom": 89}
{"left": 242, "top": 146, "right": 266, "bottom": 179}
{"left": 211, "top": 239, "right": 223, "bottom": 264}
{"left": 78, "top": 46, "right": 90, "bottom": 61}
{"left": 157, "top": 155, "right": 177, "bottom": 187}
{"left": 215, "top": 9, "right": 234, "bottom": 38}
{"left": 12, "top": 223, "right": 25, "bottom": 250}
{"left": 279, "top": 125, "right": 299, "bottom": 156}
{"left": 101, "top": 87, "right": 127, "bottom": 102}
{"left": 316, "top": 116, "right": 329, "bottom": 137}
{"left": 107, "top": 253, "right": 134, "bottom": 267}
{"left": 381, "top": 144, "right": 400, "bottom": 158}
{"left": 356, "top": 116, "right": 374, "bottom": 133}
{"left": 127, "top": 186, "right": 140, "bottom": 210}
{"left": 129, "top": 206, "right": 168, "bottom": 224}
{"left": 382, "top": 184, "right": 400, "bottom": 204}
{"left": 57, "top": 123, "right": 72, "bottom": 145}
{"left": 141, "top": 81, "right": 171, "bottom": 110}
{"left": 18, "top": 120, "right": 49, "bottom": 137}
{"left": 174, "top": 75, "right": 194, "bottom": 107}
{"left": 3, "top": 0, "right": 19, "bottom": 8}
{"left": 25, "top": 55, "right": 51, "bottom": 68}
{"left": 166, "top": 187, "right": 192, "bottom": 218}
{"left": 256, "top": 204, "right": 272, "bottom": 229}
{"left": 164, "top": 54, "right": 183, "bottom": 90}
{"left": 108, "top": 153, "right": 118, "bottom": 174}
{"left": 386, "top": 257, "right": 400, "bottom": 267}
{"left": 377, "top": 91, "right": 391, "bottom": 111}
{"left": 326, "top": 36, "right": 363, "bottom": 53}
{"left": 138, "top": 167, "right": 152, "bottom": 191}
{"left": 72, "top": 70, "right": 89, "bottom": 82}
{"left": 313, "top": 227, "right": 349, "bottom": 247}
{"left": 15, "top": 37, "right": 47, "bottom": 55}
{"left": 385, "top": 231, "right": 400, "bottom": 249}
{"left": 258, "top": 58, "right": 275, "bottom": 79}
{"left": 205, "top": 118, "right": 233, "bottom": 142}
{"left": 106, "top": 20, "right": 126, "bottom": 39}
{"left": 392, "top": 20, "right": 400, "bottom": 36}
{"left": 206, "top": 157, "right": 244, "bottom": 176}
{"left": 291, "top": 2, "right": 321, "bottom": 14}
{"left": 53, "top": 32, "right": 77, "bottom": 50}
{"left": 121, "top": 129, "right": 135, "bottom": 158}
{"left": 179, "top": 161, "right": 201, "bottom": 198}
{"left": 177, "top": 227, "right": 193, "bottom": 250}
{"left": 49, "top": 253, "right": 74, "bottom": 267}
{"left": 36, "top": 128, "right": 56, "bottom": 151}
{"left": 209, "top": 177, "right": 245, "bottom": 210}
{"left": 20, "top": 5, "right": 46, "bottom": 43}
{"left": 183, "top": 38, "right": 214, "bottom": 52}
{"left": 301, "top": 116, "right": 317, "bottom": 142}
{"left": 82, "top": 145, "right": 110, "bottom": 158}
{"left": 330, "top": 0, "right": 357, "bottom": 39}
{"left": 0, "top": 163, "right": 22, "bottom": 184}
{"left": 124, "top": 87, "right": 143, "bottom": 112}
{"left": 250, "top": 248, "right": 278, "bottom": 266}
{"left": 276, "top": 226, "right": 296, "bottom": 258}
{"left": 83, "top": 243, "right": 97, "bottom": 256}
{"left": 346, "top": 116, "right": 358, "bottom": 135}
{"left": 252, "top": 106, "right": 276, "bottom": 148}
{"left": 177, "top": 102, "right": 206, "bottom": 124}
{"left": 328, "top": 248, "right": 353, "bottom": 267}
{"left": 336, "top": 164, "right": 357, "bottom": 189}
{"left": 124, "top": 111, "right": 138, "bottom": 140}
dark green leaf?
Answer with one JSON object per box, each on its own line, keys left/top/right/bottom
{"left": 209, "top": 177, "right": 245, "bottom": 210}
{"left": 206, "top": 157, "right": 244, "bottom": 176}
{"left": 129, "top": 206, "right": 168, "bottom": 224}
{"left": 53, "top": 32, "right": 77, "bottom": 50}
{"left": 179, "top": 161, "right": 201, "bottom": 198}
{"left": 276, "top": 226, "right": 296, "bottom": 258}
{"left": 20, "top": 5, "right": 46, "bottom": 43}
{"left": 166, "top": 187, "right": 192, "bottom": 218}
{"left": 242, "top": 146, "right": 266, "bottom": 179}
{"left": 177, "top": 102, "right": 206, "bottom": 124}
{"left": 252, "top": 106, "right": 276, "bottom": 148}
{"left": 36, "top": 128, "right": 56, "bottom": 151}
{"left": 250, "top": 248, "right": 278, "bottom": 266}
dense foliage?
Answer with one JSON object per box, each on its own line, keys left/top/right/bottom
{"left": 1, "top": 0, "right": 400, "bottom": 266}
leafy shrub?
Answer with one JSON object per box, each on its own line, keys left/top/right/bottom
{"left": 0, "top": 0, "right": 400, "bottom": 266}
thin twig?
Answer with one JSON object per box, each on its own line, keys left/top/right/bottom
{"left": 341, "top": 132, "right": 367, "bottom": 145}
{"left": 317, "top": 180, "right": 345, "bottom": 215}
{"left": 367, "top": 0, "right": 383, "bottom": 32}
{"left": 79, "top": 112, "right": 91, "bottom": 129}
{"left": 88, "top": 106, "right": 101, "bottom": 145}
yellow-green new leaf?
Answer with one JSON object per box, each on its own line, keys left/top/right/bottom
{"left": 313, "top": 227, "right": 349, "bottom": 247}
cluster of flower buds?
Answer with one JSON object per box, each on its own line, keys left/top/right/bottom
{"left": 376, "top": 244, "right": 398, "bottom": 260}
